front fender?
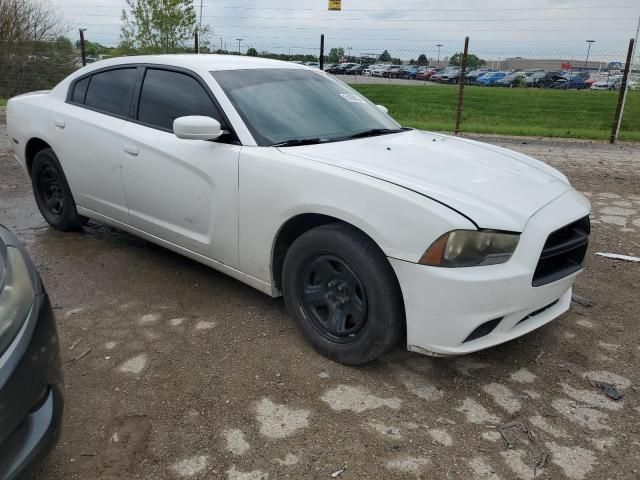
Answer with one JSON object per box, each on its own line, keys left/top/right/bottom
{"left": 238, "top": 147, "right": 475, "bottom": 285}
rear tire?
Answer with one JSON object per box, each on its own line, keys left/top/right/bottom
{"left": 31, "top": 148, "right": 88, "bottom": 231}
{"left": 282, "top": 223, "right": 404, "bottom": 365}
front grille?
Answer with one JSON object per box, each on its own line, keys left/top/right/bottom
{"left": 532, "top": 216, "right": 590, "bottom": 287}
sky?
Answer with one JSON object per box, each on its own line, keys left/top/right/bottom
{"left": 52, "top": 0, "right": 640, "bottom": 61}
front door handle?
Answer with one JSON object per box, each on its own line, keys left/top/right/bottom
{"left": 124, "top": 145, "right": 139, "bottom": 156}
{"left": 54, "top": 119, "right": 65, "bottom": 129}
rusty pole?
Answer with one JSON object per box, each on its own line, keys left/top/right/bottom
{"left": 454, "top": 36, "right": 469, "bottom": 135}
{"left": 610, "top": 38, "right": 635, "bottom": 143}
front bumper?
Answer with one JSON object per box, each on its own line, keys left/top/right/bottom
{"left": 393, "top": 189, "right": 590, "bottom": 356}
{"left": 0, "top": 228, "right": 63, "bottom": 480}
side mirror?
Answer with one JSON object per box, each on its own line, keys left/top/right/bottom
{"left": 173, "top": 116, "right": 224, "bottom": 140}
{"left": 376, "top": 104, "right": 389, "bottom": 114}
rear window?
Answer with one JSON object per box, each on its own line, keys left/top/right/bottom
{"left": 85, "top": 68, "right": 138, "bottom": 117}
{"left": 70, "top": 77, "right": 89, "bottom": 104}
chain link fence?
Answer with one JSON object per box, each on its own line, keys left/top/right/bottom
{"left": 1, "top": 34, "right": 638, "bottom": 141}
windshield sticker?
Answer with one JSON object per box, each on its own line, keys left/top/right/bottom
{"left": 339, "top": 93, "right": 365, "bottom": 103}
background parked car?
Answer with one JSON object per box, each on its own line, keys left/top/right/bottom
{"left": 531, "top": 71, "right": 563, "bottom": 88}
{"left": 438, "top": 67, "right": 462, "bottom": 84}
{"left": 416, "top": 67, "right": 438, "bottom": 81}
{"left": 371, "top": 64, "right": 390, "bottom": 77}
{"left": 383, "top": 65, "right": 403, "bottom": 78}
{"left": 590, "top": 76, "right": 622, "bottom": 90}
{"left": 475, "top": 71, "right": 508, "bottom": 86}
{"left": 495, "top": 71, "right": 526, "bottom": 88}
{"left": 465, "top": 69, "right": 490, "bottom": 84}
{"left": 552, "top": 72, "right": 590, "bottom": 90}
{"left": 345, "top": 64, "right": 367, "bottom": 75}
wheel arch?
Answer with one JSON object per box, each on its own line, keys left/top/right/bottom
{"left": 24, "top": 137, "right": 52, "bottom": 176}
{"left": 270, "top": 212, "right": 401, "bottom": 297}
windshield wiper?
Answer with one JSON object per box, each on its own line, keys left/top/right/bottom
{"left": 344, "top": 128, "right": 406, "bottom": 140}
{"left": 271, "top": 137, "right": 325, "bottom": 147}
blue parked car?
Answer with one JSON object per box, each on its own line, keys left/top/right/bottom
{"left": 552, "top": 72, "right": 590, "bottom": 90}
{"left": 476, "top": 71, "right": 508, "bottom": 86}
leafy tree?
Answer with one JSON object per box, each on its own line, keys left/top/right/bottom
{"left": 246, "top": 47, "right": 258, "bottom": 56}
{"left": 417, "top": 54, "right": 429, "bottom": 66}
{"left": 379, "top": 49, "right": 391, "bottom": 62}
{"left": 328, "top": 47, "right": 344, "bottom": 63}
{"left": 119, "top": 0, "right": 207, "bottom": 54}
{"left": 448, "top": 53, "right": 486, "bottom": 69}
{"left": 0, "top": 0, "right": 76, "bottom": 97}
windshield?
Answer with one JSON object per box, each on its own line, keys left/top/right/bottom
{"left": 212, "top": 68, "right": 400, "bottom": 146}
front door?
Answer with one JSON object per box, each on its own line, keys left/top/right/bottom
{"left": 120, "top": 67, "right": 240, "bottom": 267}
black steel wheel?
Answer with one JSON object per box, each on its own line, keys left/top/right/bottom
{"left": 282, "top": 223, "right": 404, "bottom": 365}
{"left": 297, "top": 253, "right": 369, "bottom": 344}
{"left": 31, "top": 148, "right": 88, "bottom": 231}
{"left": 36, "top": 164, "right": 65, "bottom": 220}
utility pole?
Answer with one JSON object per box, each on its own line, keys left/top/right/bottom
{"left": 79, "top": 28, "right": 87, "bottom": 66}
{"left": 236, "top": 38, "right": 243, "bottom": 55}
{"left": 436, "top": 44, "right": 442, "bottom": 66}
{"left": 584, "top": 40, "right": 595, "bottom": 69}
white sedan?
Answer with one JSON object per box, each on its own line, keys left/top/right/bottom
{"left": 7, "top": 55, "right": 590, "bottom": 365}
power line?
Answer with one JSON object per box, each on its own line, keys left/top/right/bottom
{"left": 50, "top": 3, "right": 640, "bottom": 11}
{"left": 54, "top": 13, "right": 635, "bottom": 22}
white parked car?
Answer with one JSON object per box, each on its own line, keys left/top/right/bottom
{"left": 7, "top": 55, "right": 590, "bottom": 365}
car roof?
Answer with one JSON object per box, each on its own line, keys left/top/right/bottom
{"left": 78, "top": 54, "right": 308, "bottom": 72}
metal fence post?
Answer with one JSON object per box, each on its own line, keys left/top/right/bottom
{"left": 610, "top": 38, "right": 635, "bottom": 143}
{"left": 79, "top": 29, "right": 86, "bottom": 66}
{"left": 454, "top": 36, "right": 469, "bottom": 135}
{"left": 194, "top": 31, "right": 199, "bottom": 54}
{"left": 320, "top": 34, "right": 325, "bottom": 70}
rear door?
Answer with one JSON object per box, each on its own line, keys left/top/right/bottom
{"left": 119, "top": 67, "right": 241, "bottom": 267}
{"left": 57, "top": 67, "right": 139, "bottom": 223}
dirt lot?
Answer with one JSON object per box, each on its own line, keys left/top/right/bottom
{"left": 1, "top": 110, "right": 639, "bottom": 479}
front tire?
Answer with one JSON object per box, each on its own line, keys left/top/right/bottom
{"left": 31, "top": 148, "right": 88, "bottom": 231}
{"left": 282, "top": 223, "right": 404, "bottom": 365}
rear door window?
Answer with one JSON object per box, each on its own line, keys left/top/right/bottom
{"left": 84, "top": 68, "right": 138, "bottom": 117}
{"left": 70, "top": 76, "right": 89, "bottom": 104}
{"left": 137, "top": 68, "right": 222, "bottom": 132}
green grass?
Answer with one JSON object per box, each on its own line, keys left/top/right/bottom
{"left": 0, "top": 98, "right": 6, "bottom": 107}
{"left": 352, "top": 84, "right": 640, "bottom": 141}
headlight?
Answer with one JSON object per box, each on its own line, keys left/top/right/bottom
{"left": 419, "top": 230, "right": 520, "bottom": 267}
{"left": 0, "top": 246, "right": 35, "bottom": 355}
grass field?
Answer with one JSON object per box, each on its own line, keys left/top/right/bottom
{"left": 352, "top": 84, "right": 640, "bottom": 141}
{"left": 2, "top": 88, "right": 639, "bottom": 140}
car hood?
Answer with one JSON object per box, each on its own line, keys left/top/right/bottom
{"left": 280, "top": 130, "right": 573, "bottom": 231}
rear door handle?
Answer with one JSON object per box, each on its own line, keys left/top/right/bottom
{"left": 54, "top": 119, "right": 65, "bottom": 129}
{"left": 124, "top": 145, "right": 139, "bottom": 156}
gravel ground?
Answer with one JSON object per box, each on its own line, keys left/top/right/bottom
{"left": 1, "top": 110, "right": 639, "bottom": 479}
